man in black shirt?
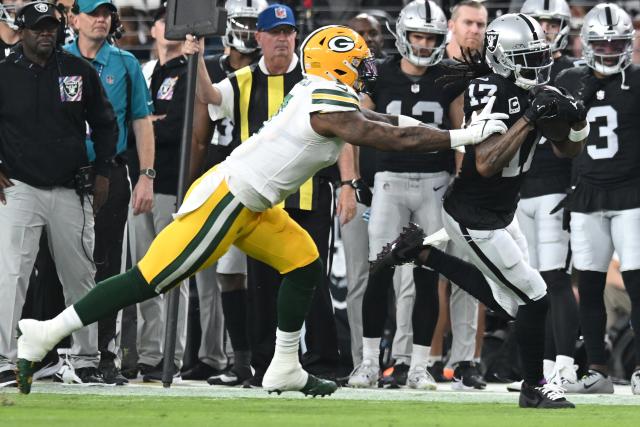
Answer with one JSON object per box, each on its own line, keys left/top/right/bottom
{"left": 0, "top": 1, "right": 117, "bottom": 388}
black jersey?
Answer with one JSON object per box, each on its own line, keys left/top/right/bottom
{"left": 370, "top": 55, "right": 458, "bottom": 174}
{"left": 0, "top": 38, "right": 17, "bottom": 60}
{"left": 556, "top": 65, "right": 640, "bottom": 212}
{"left": 520, "top": 55, "right": 583, "bottom": 199}
{"left": 444, "top": 73, "right": 541, "bottom": 230}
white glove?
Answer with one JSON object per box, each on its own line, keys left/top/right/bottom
{"left": 449, "top": 96, "right": 509, "bottom": 148}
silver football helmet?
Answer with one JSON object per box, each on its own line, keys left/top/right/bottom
{"left": 0, "top": 1, "right": 18, "bottom": 30}
{"left": 484, "top": 13, "right": 552, "bottom": 90}
{"left": 581, "top": 3, "right": 634, "bottom": 76}
{"left": 223, "top": 0, "right": 268, "bottom": 54}
{"left": 520, "top": 0, "right": 571, "bottom": 52}
{"left": 389, "top": 0, "right": 448, "bottom": 67}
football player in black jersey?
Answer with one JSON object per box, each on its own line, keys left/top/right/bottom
{"left": 0, "top": 0, "right": 22, "bottom": 59}
{"left": 555, "top": 3, "right": 640, "bottom": 395}
{"left": 349, "top": 0, "right": 464, "bottom": 391}
{"left": 373, "top": 13, "right": 588, "bottom": 408}
{"left": 188, "top": 0, "right": 267, "bottom": 386}
{"left": 516, "top": 0, "right": 581, "bottom": 389}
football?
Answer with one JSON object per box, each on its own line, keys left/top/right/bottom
{"left": 536, "top": 115, "right": 572, "bottom": 142}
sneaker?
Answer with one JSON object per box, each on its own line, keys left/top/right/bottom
{"left": 563, "top": 369, "right": 614, "bottom": 394}
{"left": 407, "top": 366, "right": 437, "bottom": 390}
{"left": 0, "top": 369, "right": 17, "bottom": 388}
{"left": 143, "top": 361, "right": 182, "bottom": 383}
{"left": 32, "top": 352, "right": 64, "bottom": 381}
{"left": 347, "top": 359, "right": 379, "bottom": 388}
{"left": 121, "top": 363, "right": 155, "bottom": 380}
{"left": 547, "top": 364, "right": 578, "bottom": 388}
{"left": 370, "top": 223, "right": 426, "bottom": 276}
{"left": 452, "top": 361, "right": 487, "bottom": 391}
{"left": 507, "top": 380, "right": 523, "bottom": 392}
{"left": 208, "top": 365, "right": 253, "bottom": 387}
{"left": 262, "top": 360, "right": 337, "bottom": 397}
{"left": 182, "top": 361, "right": 224, "bottom": 381}
{"left": 428, "top": 361, "right": 447, "bottom": 383}
{"left": 519, "top": 382, "right": 575, "bottom": 409}
{"left": 631, "top": 370, "right": 640, "bottom": 395}
{"left": 54, "top": 363, "right": 106, "bottom": 386}
{"left": 99, "top": 359, "right": 128, "bottom": 386}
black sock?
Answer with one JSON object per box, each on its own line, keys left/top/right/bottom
{"left": 621, "top": 269, "right": 640, "bottom": 367}
{"left": 221, "top": 289, "right": 250, "bottom": 351}
{"left": 516, "top": 295, "right": 549, "bottom": 385}
{"left": 412, "top": 267, "right": 438, "bottom": 346}
{"left": 362, "top": 264, "right": 394, "bottom": 338}
{"left": 577, "top": 270, "right": 607, "bottom": 365}
{"left": 541, "top": 269, "right": 578, "bottom": 358}
{"left": 424, "top": 247, "right": 513, "bottom": 319}
{"left": 544, "top": 312, "right": 556, "bottom": 361}
{"left": 278, "top": 258, "right": 323, "bottom": 332}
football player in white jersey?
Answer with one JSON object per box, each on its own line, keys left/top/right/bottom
{"left": 15, "top": 25, "right": 507, "bottom": 396}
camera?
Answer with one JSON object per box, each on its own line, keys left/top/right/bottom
{"left": 74, "top": 165, "right": 94, "bottom": 197}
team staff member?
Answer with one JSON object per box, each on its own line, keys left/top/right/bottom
{"left": 192, "top": 4, "right": 346, "bottom": 383}
{"left": 0, "top": 1, "right": 117, "bottom": 387}
{"left": 65, "top": 0, "right": 154, "bottom": 384}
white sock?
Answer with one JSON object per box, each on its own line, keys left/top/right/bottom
{"left": 543, "top": 359, "right": 556, "bottom": 380}
{"left": 273, "top": 328, "right": 301, "bottom": 364}
{"left": 48, "top": 306, "right": 83, "bottom": 343}
{"left": 410, "top": 344, "right": 430, "bottom": 371}
{"left": 555, "top": 355, "right": 574, "bottom": 370}
{"left": 362, "top": 337, "right": 380, "bottom": 366}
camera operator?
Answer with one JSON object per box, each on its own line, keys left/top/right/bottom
{"left": 0, "top": 1, "right": 117, "bottom": 387}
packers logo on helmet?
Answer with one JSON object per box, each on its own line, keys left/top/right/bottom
{"left": 301, "top": 25, "right": 377, "bottom": 93}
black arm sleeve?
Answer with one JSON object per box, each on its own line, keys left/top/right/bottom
{"left": 85, "top": 65, "right": 118, "bottom": 177}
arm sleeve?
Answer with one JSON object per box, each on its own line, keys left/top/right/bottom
{"left": 127, "top": 56, "right": 153, "bottom": 119}
{"left": 207, "top": 78, "right": 235, "bottom": 122}
{"left": 85, "top": 65, "right": 117, "bottom": 176}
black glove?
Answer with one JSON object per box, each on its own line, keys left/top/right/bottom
{"left": 575, "top": 71, "right": 605, "bottom": 104}
{"left": 524, "top": 88, "right": 558, "bottom": 123}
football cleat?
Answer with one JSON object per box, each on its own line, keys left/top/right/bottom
{"left": 347, "top": 359, "right": 379, "bottom": 388}
{"left": 631, "top": 370, "right": 640, "bottom": 395}
{"left": 208, "top": 365, "right": 254, "bottom": 387}
{"left": 519, "top": 382, "right": 575, "bottom": 409}
{"left": 452, "top": 361, "right": 487, "bottom": 391}
{"left": 263, "top": 360, "right": 336, "bottom": 397}
{"left": 16, "top": 320, "right": 58, "bottom": 394}
{"left": 507, "top": 380, "right": 523, "bottom": 392}
{"left": 407, "top": 366, "right": 437, "bottom": 390}
{"left": 547, "top": 364, "right": 578, "bottom": 388}
{"left": 563, "top": 369, "right": 614, "bottom": 394}
{"left": 370, "top": 223, "right": 426, "bottom": 277}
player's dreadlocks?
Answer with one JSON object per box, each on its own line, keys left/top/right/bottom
{"left": 436, "top": 46, "right": 491, "bottom": 90}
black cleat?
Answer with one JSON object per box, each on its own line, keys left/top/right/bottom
{"left": 452, "top": 361, "right": 486, "bottom": 390}
{"left": 519, "top": 382, "right": 575, "bottom": 409}
{"left": 300, "top": 374, "right": 338, "bottom": 397}
{"left": 370, "top": 223, "right": 426, "bottom": 277}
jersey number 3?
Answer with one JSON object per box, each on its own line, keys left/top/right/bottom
{"left": 586, "top": 105, "right": 618, "bottom": 160}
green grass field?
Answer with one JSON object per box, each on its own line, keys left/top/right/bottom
{"left": 2, "top": 394, "right": 639, "bottom": 427}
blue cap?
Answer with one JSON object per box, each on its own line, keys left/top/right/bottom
{"left": 75, "top": 0, "right": 117, "bottom": 14}
{"left": 257, "top": 4, "right": 297, "bottom": 31}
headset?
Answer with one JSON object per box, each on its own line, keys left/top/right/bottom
{"left": 70, "top": 0, "right": 124, "bottom": 39}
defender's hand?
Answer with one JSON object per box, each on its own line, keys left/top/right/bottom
{"left": 0, "top": 170, "right": 14, "bottom": 205}
{"left": 450, "top": 97, "right": 509, "bottom": 147}
{"left": 93, "top": 175, "right": 110, "bottom": 214}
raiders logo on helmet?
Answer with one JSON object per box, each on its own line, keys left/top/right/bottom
{"left": 486, "top": 30, "right": 499, "bottom": 53}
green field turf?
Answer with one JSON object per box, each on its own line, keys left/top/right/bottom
{"left": 1, "top": 394, "right": 639, "bottom": 427}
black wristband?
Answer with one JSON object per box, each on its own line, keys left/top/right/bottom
{"left": 340, "top": 179, "right": 357, "bottom": 188}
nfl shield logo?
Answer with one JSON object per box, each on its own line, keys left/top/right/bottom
{"left": 486, "top": 31, "right": 499, "bottom": 53}
{"left": 275, "top": 6, "right": 287, "bottom": 19}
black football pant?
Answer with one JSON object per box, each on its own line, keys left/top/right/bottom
{"left": 247, "top": 180, "right": 339, "bottom": 378}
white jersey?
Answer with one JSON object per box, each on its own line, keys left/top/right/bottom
{"left": 217, "top": 75, "right": 360, "bottom": 211}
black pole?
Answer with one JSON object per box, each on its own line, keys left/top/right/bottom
{"left": 162, "top": 52, "right": 198, "bottom": 388}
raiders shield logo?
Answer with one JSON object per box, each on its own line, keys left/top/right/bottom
{"left": 486, "top": 31, "right": 499, "bottom": 53}
{"left": 58, "top": 76, "right": 83, "bottom": 102}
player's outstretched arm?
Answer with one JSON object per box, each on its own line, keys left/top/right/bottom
{"left": 474, "top": 117, "right": 532, "bottom": 177}
{"left": 311, "top": 97, "right": 508, "bottom": 152}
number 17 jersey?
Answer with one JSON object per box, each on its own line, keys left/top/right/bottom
{"left": 444, "top": 73, "right": 540, "bottom": 230}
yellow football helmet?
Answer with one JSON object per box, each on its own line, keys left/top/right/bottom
{"left": 300, "top": 25, "right": 377, "bottom": 93}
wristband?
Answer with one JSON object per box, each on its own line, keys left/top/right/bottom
{"left": 340, "top": 179, "right": 357, "bottom": 188}
{"left": 397, "top": 114, "right": 422, "bottom": 127}
{"left": 569, "top": 121, "right": 590, "bottom": 142}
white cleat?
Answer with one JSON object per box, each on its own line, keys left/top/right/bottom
{"left": 506, "top": 380, "right": 523, "bottom": 392}
{"left": 262, "top": 361, "right": 308, "bottom": 393}
{"left": 17, "top": 319, "right": 56, "bottom": 362}
{"left": 407, "top": 366, "right": 437, "bottom": 390}
{"left": 347, "top": 359, "right": 379, "bottom": 388}
{"left": 548, "top": 364, "right": 578, "bottom": 388}
{"left": 630, "top": 370, "right": 640, "bottom": 395}
{"left": 422, "top": 228, "right": 450, "bottom": 249}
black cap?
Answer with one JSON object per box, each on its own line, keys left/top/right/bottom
{"left": 18, "top": 2, "right": 60, "bottom": 29}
